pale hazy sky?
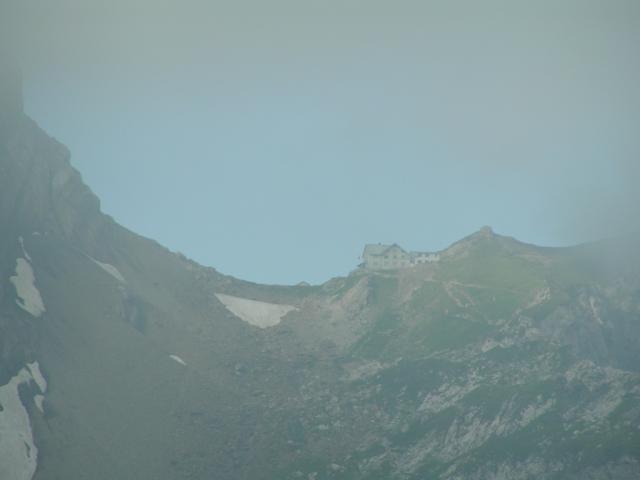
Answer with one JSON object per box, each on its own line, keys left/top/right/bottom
{"left": 5, "top": 0, "right": 640, "bottom": 284}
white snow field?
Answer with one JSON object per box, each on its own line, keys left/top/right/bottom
{"left": 34, "top": 395, "right": 45, "bottom": 414}
{"left": 90, "top": 257, "right": 126, "bottom": 283}
{"left": 170, "top": 355, "right": 187, "bottom": 366}
{"left": 10, "top": 258, "right": 46, "bottom": 317}
{"left": 18, "top": 236, "right": 32, "bottom": 262}
{"left": 215, "top": 293, "right": 297, "bottom": 328}
{"left": 0, "top": 367, "right": 41, "bottom": 480}
{"left": 27, "top": 362, "right": 47, "bottom": 393}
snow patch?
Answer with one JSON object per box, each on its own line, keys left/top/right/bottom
{"left": 90, "top": 257, "right": 126, "bottom": 284}
{"left": 26, "top": 362, "right": 47, "bottom": 393}
{"left": 170, "top": 355, "right": 187, "bottom": 366}
{"left": 33, "top": 395, "right": 45, "bottom": 414}
{"left": 10, "top": 258, "right": 46, "bottom": 317}
{"left": 18, "top": 237, "right": 32, "bottom": 262}
{"left": 0, "top": 367, "right": 39, "bottom": 480}
{"left": 215, "top": 293, "right": 298, "bottom": 328}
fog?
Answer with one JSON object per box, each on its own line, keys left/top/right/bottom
{"left": 3, "top": 0, "right": 639, "bottom": 283}
{"left": 3, "top": 5, "right": 640, "bottom": 479}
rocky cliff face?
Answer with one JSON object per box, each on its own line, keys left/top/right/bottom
{"left": 1, "top": 65, "right": 639, "bottom": 479}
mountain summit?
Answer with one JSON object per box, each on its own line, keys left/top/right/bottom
{"left": 1, "top": 71, "right": 639, "bottom": 479}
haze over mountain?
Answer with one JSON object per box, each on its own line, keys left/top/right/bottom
{"left": 2, "top": 47, "right": 640, "bottom": 479}
{"left": 4, "top": 0, "right": 640, "bottom": 284}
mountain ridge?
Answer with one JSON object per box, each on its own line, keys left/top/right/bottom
{"left": 1, "top": 60, "right": 639, "bottom": 479}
